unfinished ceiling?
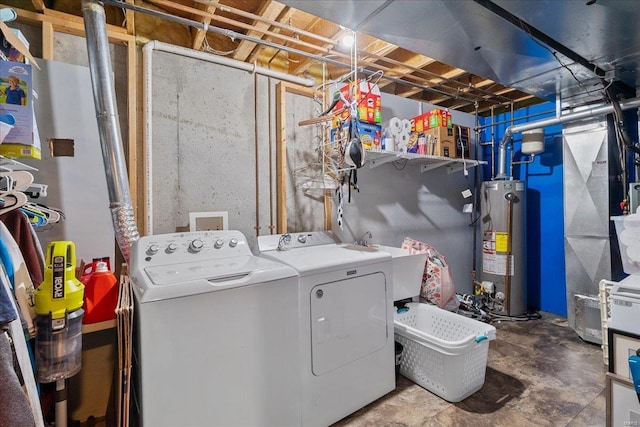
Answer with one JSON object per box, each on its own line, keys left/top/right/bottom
{"left": 19, "top": 0, "right": 640, "bottom": 115}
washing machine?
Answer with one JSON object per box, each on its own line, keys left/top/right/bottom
{"left": 257, "top": 231, "right": 395, "bottom": 427}
{"left": 129, "top": 230, "right": 301, "bottom": 427}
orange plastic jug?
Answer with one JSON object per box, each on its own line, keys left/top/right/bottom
{"left": 82, "top": 261, "right": 118, "bottom": 324}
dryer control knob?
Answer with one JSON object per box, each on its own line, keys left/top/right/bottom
{"left": 166, "top": 243, "right": 178, "bottom": 253}
{"left": 214, "top": 239, "right": 224, "bottom": 249}
{"left": 297, "top": 234, "right": 307, "bottom": 244}
{"left": 229, "top": 238, "right": 238, "bottom": 248}
{"left": 147, "top": 244, "right": 160, "bottom": 255}
{"left": 190, "top": 239, "right": 204, "bottom": 252}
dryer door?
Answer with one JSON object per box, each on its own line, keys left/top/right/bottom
{"left": 310, "top": 272, "right": 388, "bottom": 376}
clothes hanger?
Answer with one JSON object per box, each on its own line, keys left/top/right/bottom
{"left": 0, "top": 191, "right": 28, "bottom": 215}
{"left": 23, "top": 203, "right": 62, "bottom": 224}
{"left": 19, "top": 204, "right": 48, "bottom": 226}
{"left": 0, "top": 170, "right": 34, "bottom": 191}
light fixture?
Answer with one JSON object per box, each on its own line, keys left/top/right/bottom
{"left": 341, "top": 33, "right": 355, "bottom": 48}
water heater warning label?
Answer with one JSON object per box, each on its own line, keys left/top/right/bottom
{"left": 482, "top": 230, "right": 513, "bottom": 276}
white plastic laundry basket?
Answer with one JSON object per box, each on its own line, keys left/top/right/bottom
{"left": 394, "top": 302, "right": 496, "bottom": 402}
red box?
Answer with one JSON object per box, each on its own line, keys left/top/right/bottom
{"left": 333, "top": 80, "right": 382, "bottom": 125}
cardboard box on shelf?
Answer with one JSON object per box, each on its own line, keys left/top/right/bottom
{"left": 412, "top": 109, "right": 452, "bottom": 133}
{"left": 411, "top": 112, "right": 428, "bottom": 132}
{"left": 454, "top": 125, "right": 471, "bottom": 159}
{"left": 430, "top": 108, "right": 452, "bottom": 129}
{"left": 423, "top": 125, "right": 455, "bottom": 158}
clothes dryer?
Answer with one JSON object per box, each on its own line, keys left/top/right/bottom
{"left": 129, "top": 230, "right": 300, "bottom": 427}
{"left": 258, "top": 231, "right": 395, "bottom": 427}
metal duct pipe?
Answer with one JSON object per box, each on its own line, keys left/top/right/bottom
{"left": 82, "top": 0, "right": 139, "bottom": 261}
{"left": 496, "top": 96, "right": 640, "bottom": 179}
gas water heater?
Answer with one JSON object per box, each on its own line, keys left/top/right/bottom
{"left": 480, "top": 180, "right": 527, "bottom": 316}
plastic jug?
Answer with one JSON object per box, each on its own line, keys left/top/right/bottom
{"left": 82, "top": 261, "right": 118, "bottom": 324}
{"left": 80, "top": 258, "right": 112, "bottom": 285}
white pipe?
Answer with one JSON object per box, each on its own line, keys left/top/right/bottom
{"left": 143, "top": 40, "right": 313, "bottom": 234}
{"left": 147, "top": 41, "right": 314, "bottom": 87}
{"left": 496, "top": 96, "right": 640, "bottom": 179}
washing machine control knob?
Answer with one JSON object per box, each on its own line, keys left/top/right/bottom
{"left": 166, "top": 243, "right": 178, "bottom": 253}
{"left": 214, "top": 239, "right": 224, "bottom": 249}
{"left": 147, "top": 244, "right": 160, "bottom": 255}
{"left": 190, "top": 239, "right": 204, "bottom": 252}
{"left": 229, "top": 238, "right": 238, "bottom": 248}
{"left": 297, "top": 234, "right": 307, "bottom": 244}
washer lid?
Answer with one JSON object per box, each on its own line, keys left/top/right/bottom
{"left": 260, "top": 243, "right": 391, "bottom": 275}
{"left": 132, "top": 255, "right": 297, "bottom": 302}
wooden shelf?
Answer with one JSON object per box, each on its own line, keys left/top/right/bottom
{"left": 82, "top": 319, "right": 117, "bottom": 334}
{"left": 365, "top": 150, "right": 485, "bottom": 173}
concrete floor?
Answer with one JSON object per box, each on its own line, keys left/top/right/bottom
{"left": 333, "top": 313, "right": 606, "bottom": 427}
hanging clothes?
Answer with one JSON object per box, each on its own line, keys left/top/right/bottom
{"left": 0, "top": 266, "right": 42, "bottom": 427}
{"left": 0, "top": 222, "right": 37, "bottom": 338}
{"left": 0, "top": 209, "right": 44, "bottom": 287}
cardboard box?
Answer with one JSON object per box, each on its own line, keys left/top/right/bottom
{"left": 423, "top": 126, "right": 455, "bottom": 157}
{"left": 454, "top": 125, "right": 471, "bottom": 159}
{"left": 0, "top": 61, "right": 39, "bottom": 159}
{"left": 412, "top": 109, "right": 452, "bottom": 133}
{"left": 333, "top": 79, "right": 382, "bottom": 125}
{"left": 429, "top": 108, "right": 452, "bottom": 129}
{"left": 411, "top": 112, "right": 428, "bottom": 132}
{"left": 330, "top": 120, "right": 382, "bottom": 150}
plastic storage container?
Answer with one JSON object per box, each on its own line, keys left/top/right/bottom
{"left": 394, "top": 302, "right": 496, "bottom": 402}
{"left": 611, "top": 214, "right": 640, "bottom": 275}
{"left": 609, "top": 284, "right": 640, "bottom": 335}
{"left": 35, "top": 309, "right": 84, "bottom": 382}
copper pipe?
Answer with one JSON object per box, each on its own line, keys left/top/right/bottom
{"left": 504, "top": 193, "right": 515, "bottom": 315}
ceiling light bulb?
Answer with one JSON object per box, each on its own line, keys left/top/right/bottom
{"left": 342, "top": 34, "right": 355, "bottom": 48}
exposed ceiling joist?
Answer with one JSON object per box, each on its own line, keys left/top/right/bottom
{"left": 232, "top": 1, "right": 285, "bottom": 61}
{"left": 190, "top": 1, "right": 218, "bottom": 51}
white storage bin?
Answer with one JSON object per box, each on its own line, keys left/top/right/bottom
{"left": 609, "top": 284, "right": 640, "bottom": 335}
{"left": 611, "top": 214, "right": 640, "bottom": 275}
{"left": 394, "top": 302, "right": 496, "bottom": 402}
